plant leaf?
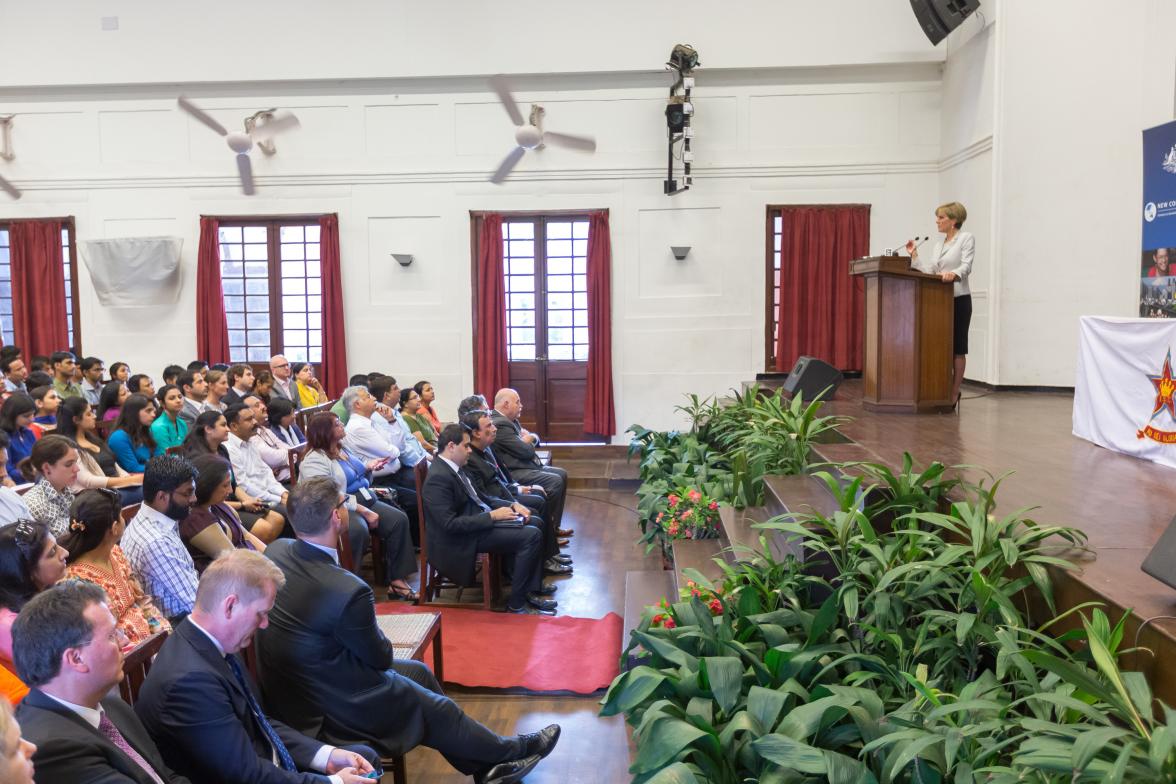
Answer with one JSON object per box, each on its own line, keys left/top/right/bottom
{"left": 700, "top": 657, "right": 744, "bottom": 715}
{"left": 632, "top": 717, "right": 710, "bottom": 774}
{"left": 752, "top": 733, "right": 828, "bottom": 774}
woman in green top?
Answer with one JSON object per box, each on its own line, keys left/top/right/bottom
{"left": 149, "top": 384, "right": 190, "bottom": 455}
{"left": 399, "top": 387, "right": 436, "bottom": 454}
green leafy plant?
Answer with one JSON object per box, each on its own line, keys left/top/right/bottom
{"left": 638, "top": 487, "right": 723, "bottom": 555}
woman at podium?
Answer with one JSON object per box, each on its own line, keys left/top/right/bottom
{"left": 906, "top": 201, "right": 974, "bottom": 409}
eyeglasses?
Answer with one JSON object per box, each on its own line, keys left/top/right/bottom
{"left": 272, "top": 363, "right": 289, "bottom": 370}
{"left": 335, "top": 498, "right": 347, "bottom": 510}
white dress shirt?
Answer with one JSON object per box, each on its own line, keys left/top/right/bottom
{"left": 224, "top": 432, "right": 286, "bottom": 503}
{"left": 0, "top": 486, "right": 32, "bottom": 527}
{"left": 250, "top": 426, "right": 291, "bottom": 482}
{"left": 343, "top": 413, "right": 400, "bottom": 476}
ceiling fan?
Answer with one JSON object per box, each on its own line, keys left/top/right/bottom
{"left": 177, "top": 97, "right": 301, "bottom": 195}
{"left": 488, "top": 75, "right": 596, "bottom": 184}
{"left": 0, "top": 115, "right": 20, "bottom": 199}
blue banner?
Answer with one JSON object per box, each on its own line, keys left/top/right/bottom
{"left": 1140, "top": 121, "right": 1176, "bottom": 317}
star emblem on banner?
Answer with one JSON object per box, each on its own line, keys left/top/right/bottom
{"left": 1149, "top": 350, "right": 1176, "bottom": 421}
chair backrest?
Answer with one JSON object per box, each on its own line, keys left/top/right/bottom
{"left": 414, "top": 460, "right": 430, "bottom": 578}
{"left": 336, "top": 517, "right": 355, "bottom": 572}
{"left": 165, "top": 445, "right": 185, "bottom": 456}
{"left": 287, "top": 443, "right": 309, "bottom": 484}
{"left": 12, "top": 483, "right": 33, "bottom": 496}
{"left": 295, "top": 401, "right": 335, "bottom": 435}
{"left": 118, "top": 630, "right": 168, "bottom": 706}
{"left": 120, "top": 503, "right": 141, "bottom": 525}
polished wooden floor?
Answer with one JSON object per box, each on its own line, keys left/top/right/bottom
{"left": 402, "top": 488, "right": 654, "bottom": 782}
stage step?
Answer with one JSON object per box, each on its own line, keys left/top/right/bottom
{"left": 670, "top": 538, "right": 727, "bottom": 596}
{"left": 762, "top": 474, "right": 841, "bottom": 521}
{"left": 718, "top": 505, "right": 803, "bottom": 563}
{"left": 621, "top": 570, "right": 675, "bottom": 669}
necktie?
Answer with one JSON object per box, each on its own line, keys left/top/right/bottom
{"left": 224, "top": 654, "right": 298, "bottom": 771}
{"left": 484, "top": 447, "right": 510, "bottom": 485}
{"left": 97, "top": 712, "right": 165, "bottom": 784}
{"left": 457, "top": 468, "right": 492, "bottom": 513}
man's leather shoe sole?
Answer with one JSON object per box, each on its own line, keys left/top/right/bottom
{"left": 474, "top": 754, "right": 542, "bottom": 784}
{"left": 543, "top": 563, "right": 573, "bottom": 576}
{"left": 554, "top": 554, "right": 572, "bottom": 564}
{"left": 505, "top": 604, "right": 555, "bottom": 616}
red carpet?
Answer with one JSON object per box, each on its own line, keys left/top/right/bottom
{"left": 376, "top": 603, "right": 622, "bottom": 694}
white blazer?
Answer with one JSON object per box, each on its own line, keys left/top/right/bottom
{"left": 912, "top": 230, "right": 974, "bottom": 297}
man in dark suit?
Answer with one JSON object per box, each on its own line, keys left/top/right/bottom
{"left": 255, "top": 477, "right": 561, "bottom": 783}
{"left": 134, "top": 549, "right": 380, "bottom": 784}
{"left": 462, "top": 410, "right": 571, "bottom": 576}
{"left": 12, "top": 581, "right": 190, "bottom": 784}
{"left": 425, "top": 424, "right": 555, "bottom": 613}
{"left": 491, "top": 388, "right": 571, "bottom": 539}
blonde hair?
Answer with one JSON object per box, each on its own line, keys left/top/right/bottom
{"left": 195, "top": 549, "right": 286, "bottom": 612}
{"left": 936, "top": 201, "right": 968, "bottom": 229}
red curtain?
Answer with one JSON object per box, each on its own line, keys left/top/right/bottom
{"left": 474, "top": 214, "right": 509, "bottom": 404}
{"left": 584, "top": 211, "right": 615, "bottom": 437}
{"left": 195, "top": 217, "right": 230, "bottom": 365}
{"left": 10, "top": 220, "right": 68, "bottom": 356}
{"left": 319, "top": 214, "right": 349, "bottom": 399}
{"left": 775, "top": 205, "right": 870, "bottom": 373}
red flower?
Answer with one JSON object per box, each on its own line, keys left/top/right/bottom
{"left": 668, "top": 494, "right": 680, "bottom": 508}
{"left": 663, "top": 617, "right": 677, "bottom": 629}
{"left": 708, "top": 598, "right": 722, "bottom": 615}
{"left": 684, "top": 529, "right": 693, "bottom": 539}
{"left": 680, "top": 509, "right": 693, "bottom": 519}
{"left": 667, "top": 524, "right": 680, "bottom": 536}
{"left": 708, "top": 501, "right": 719, "bottom": 511}
{"left": 656, "top": 512, "right": 664, "bottom": 522}
{"left": 688, "top": 489, "right": 702, "bottom": 503}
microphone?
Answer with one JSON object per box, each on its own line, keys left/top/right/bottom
{"left": 884, "top": 236, "right": 927, "bottom": 256}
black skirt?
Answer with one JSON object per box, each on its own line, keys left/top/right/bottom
{"left": 953, "top": 294, "right": 972, "bottom": 356}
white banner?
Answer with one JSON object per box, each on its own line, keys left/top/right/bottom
{"left": 1074, "top": 316, "right": 1176, "bottom": 468}
{"left": 79, "top": 236, "right": 183, "bottom": 307}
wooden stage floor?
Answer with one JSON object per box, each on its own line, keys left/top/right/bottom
{"left": 818, "top": 379, "right": 1176, "bottom": 700}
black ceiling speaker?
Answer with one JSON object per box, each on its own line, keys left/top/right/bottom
{"left": 910, "top": 0, "right": 981, "bottom": 45}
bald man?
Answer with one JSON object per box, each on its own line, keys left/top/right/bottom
{"left": 269, "top": 355, "right": 296, "bottom": 403}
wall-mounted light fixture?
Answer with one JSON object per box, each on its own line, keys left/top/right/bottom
{"left": 670, "top": 246, "right": 691, "bottom": 261}
{"left": 391, "top": 253, "right": 414, "bottom": 267}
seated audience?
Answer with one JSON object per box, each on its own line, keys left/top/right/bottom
{"left": 221, "top": 364, "right": 254, "bottom": 408}
{"left": 0, "top": 396, "right": 37, "bottom": 484}
{"left": 0, "top": 451, "right": 32, "bottom": 525}
{"left": 223, "top": 404, "right": 289, "bottom": 510}
{"left": 182, "top": 411, "right": 285, "bottom": 543}
{"left": 161, "top": 364, "right": 184, "bottom": 386}
{"left": 109, "top": 394, "right": 158, "bottom": 473}
{"left": 243, "top": 395, "right": 292, "bottom": 482}
{"left": 108, "top": 361, "right": 130, "bottom": 385}
{"left": 12, "top": 581, "right": 190, "bottom": 784}
{"left": 366, "top": 375, "right": 424, "bottom": 522}
{"left": 0, "top": 520, "right": 69, "bottom": 665}
{"left": 180, "top": 455, "right": 263, "bottom": 573}
{"left": 492, "top": 388, "right": 569, "bottom": 538}
{"left": 1, "top": 356, "right": 27, "bottom": 397}
{"left": 414, "top": 380, "right": 443, "bottom": 432}
{"left": 299, "top": 413, "right": 414, "bottom": 596}
{"left": 340, "top": 386, "right": 400, "bottom": 480}
{"left": 26, "top": 357, "right": 49, "bottom": 375}
{"left": 400, "top": 387, "right": 437, "bottom": 454}
{"left": 268, "top": 354, "right": 297, "bottom": 403}
{"left": 121, "top": 454, "right": 200, "bottom": 623}
{"left": 55, "top": 396, "right": 144, "bottom": 506}
{"left": 97, "top": 379, "right": 129, "bottom": 422}
{"left": 134, "top": 549, "right": 380, "bottom": 784}
{"left": 29, "top": 385, "right": 59, "bottom": 428}
{"left": 176, "top": 370, "right": 208, "bottom": 428}
{"left": 258, "top": 479, "right": 560, "bottom": 780}
{"left": 150, "top": 384, "right": 190, "bottom": 455}
{"left": 266, "top": 397, "right": 305, "bottom": 447}
{"left": 252, "top": 369, "right": 275, "bottom": 404}
{"left": 59, "top": 488, "right": 171, "bottom": 646}
{"left": 186, "top": 360, "right": 209, "bottom": 374}
{"left": 292, "top": 363, "right": 329, "bottom": 408}
{"left": 21, "top": 435, "right": 80, "bottom": 539}
{"left": 424, "top": 424, "right": 552, "bottom": 614}
{"left": 203, "top": 368, "right": 230, "bottom": 412}
{"left": 329, "top": 374, "right": 371, "bottom": 425}
{"left": 78, "top": 356, "right": 105, "bottom": 406}
{"left": 0, "top": 699, "right": 35, "bottom": 780}
{"left": 127, "top": 373, "right": 156, "bottom": 398}
{"left": 49, "top": 351, "right": 82, "bottom": 400}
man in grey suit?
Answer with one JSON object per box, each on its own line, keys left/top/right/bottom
{"left": 256, "top": 477, "right": 561, "bottom": 784}
{"left": 269, "top": 355, "right": 296, "bottom": 403}
{"left": 491, "top": 388, "right": 570, "bottom": 542}
{"left": 177, "top": 370, "right": 209, "bottom": 428}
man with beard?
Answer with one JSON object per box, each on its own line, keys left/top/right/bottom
{"left": 121, "top": 454, "right": 201, "bottom": 625}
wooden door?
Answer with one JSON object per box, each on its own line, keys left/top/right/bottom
{"left": 499, "top": 216, "right": 602, "bottom": 443}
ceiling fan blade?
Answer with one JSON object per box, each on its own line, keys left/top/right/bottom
{"left": 250, "top": 110, "right": 301, "bottom": 141}
{"left": 543, "top": 131, "right": 597, "bottom": 152}
{"left": 489, "top": 75, "right": 525, "bottom": 127}
{"left": 236, "top": 153, "right": 255, "bottom": 195}
{"left": 0, "top": 173, "right": 20, "bottom": 200}
{"left": 177, "top": 96, "right": 229, "bottom": 137}
{"left": 490, "top": 146, "right": 527, "bottom": 184}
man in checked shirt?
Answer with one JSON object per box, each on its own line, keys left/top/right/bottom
{"left": 121, "top": 454, "right": 200, "bottom": 626}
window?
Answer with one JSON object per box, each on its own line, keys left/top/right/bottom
{"left": 767, "top": 212, "right": 782, "bottom": 370}
{"left": 0, "top": 220, "right": 81, "bottom": 350}
{"left": 217, "top": 219, "right": 322, "bottom": 364}
{"left": 503, "top": 216, "right": 590, "bottom": 362}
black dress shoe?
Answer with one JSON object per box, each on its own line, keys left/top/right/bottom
{"left": 554, "top": 554, "right": 572, "bottom": 564}
{"left": 474, "top": 754, "right": 542, "bottom": 784}
{"left": 535, "top": 582, "right": 558, "bottom": 595}
{"left": 519, "top": 723, "right": 561, "bottom": 759}
{"left": 543, "top": 560, "right": 572, "bottom": 576}
{"left": 527, "top": 593, "right": 557, "bottom": 612}
{"left": 505, "top": 603, "right": 555, "bottom": 616}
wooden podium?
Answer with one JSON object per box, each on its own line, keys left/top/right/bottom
{"left": 850, "top": 256, "right": 954, "bottom": 414}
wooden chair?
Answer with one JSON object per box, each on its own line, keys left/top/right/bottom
{"left": 120, "top": 503, "right": 141, "bottom": 525}
{"left": 118, "top": 630, "right": 168, "bottom": 706}
{"left": 414, "top": 460, "right": 501, "bottom": 610}
{"left": 287, "top": 443, "right": 308, "bottom": 483}
{"left": 165, "top": 445, "right": 185, "bottom": 456}
{"left": 336, "top": 514, "right": 387, "bottom": 588}
{"left": 295, "top": 401, "right": 335, "bottom": 434}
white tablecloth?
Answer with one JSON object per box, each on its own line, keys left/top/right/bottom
{"left": 1074, "top": 316, "right": 1176, "bottom": 468}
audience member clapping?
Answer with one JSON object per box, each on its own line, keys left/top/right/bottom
{"left": 108, "top": 394, "right": 158, "bottom": 473}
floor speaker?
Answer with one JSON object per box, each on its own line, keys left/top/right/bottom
{"left": 909, "top": 0, "right": 981, "bottom": 46}
{"left": 782, "top": 356, "right": 843, "bottom": 402}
